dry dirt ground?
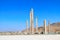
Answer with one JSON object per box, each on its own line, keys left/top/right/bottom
{"left": 0, "top": 35, "right": 60, "bottom": 40}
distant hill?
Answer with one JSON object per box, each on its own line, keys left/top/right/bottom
{"left": 51, "top": 22, "right": 60, "bottom": 27}
{"left": 22, "top": 22, "right": 60, "bottom": 34}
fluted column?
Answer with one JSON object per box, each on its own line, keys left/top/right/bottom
{"left": 44, "top": 19, "right": 47, "bottom": 34}
{"left": 36, "top": 17, "right": 38, "bottom": 33}
{"left": 31, "top": 8, "right": 34, "bottom": 34}
{"left": 26, "top": 20, "right": 28, "bottom": 34}
{"left": 30, "top": 8, "right": 34, "bottom": 34}
{"left": 48, "top": 21, "right": 50, "bottom": 34}
{"left": 30, "top": 12, "right": 31, "bottom": 34}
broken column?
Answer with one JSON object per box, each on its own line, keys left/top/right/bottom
{"left": 44, "top": 19, "right": 47, "bottom": 34}
{"left": 36, "top": 17, "right": 38, "bottom": 33}
{"left": 48, "top": 21, "right": 50, "bottom": 34}
{"left": 26, "top": 20, "right": 28, "bottom": 34}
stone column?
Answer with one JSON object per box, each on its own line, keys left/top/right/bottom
{"left": 30, "top": 8, "right": 34, "bottom": 34}
{"left": 48, "top": 21, "right": 50, "bottom": 34}
{"left": 26, "top": 20, "right": 28, "bottom": 34}
{"left": 30, "top": 11, "right": 31, "bottom": 34}
{"left": 36, "top": 17, "right": 38, "bottom": 33}
{"left": 44, "top": 20, "right": 47, "bottom": 34}
{"left": 31, "top": 8, "right": 34, "bottom": 34}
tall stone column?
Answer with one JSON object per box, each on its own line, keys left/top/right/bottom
{"left": 30, "top": 8, "right": 34, "bottom": 34}
{"left": 26, "top": 20, "right": 28, "bottom": 34}
{"left": 36, "top": 17, "right": 38, "bottom": 33}
{"left": 44, "top": 20, "right": 47, "bottom": 34}
{"left": 30, "top": 11, "right": 31, "bottom": 34}
{"left": 31, "top": 8, "right": 34, "bottom": 34}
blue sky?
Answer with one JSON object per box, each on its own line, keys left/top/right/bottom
{"left": 0, "top": 0, "right": 60, "bottom": 32}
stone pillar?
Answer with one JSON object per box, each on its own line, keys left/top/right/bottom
{"left": 48, "top": 21, "right": 50, "bottom": 34}
{"left": 26, "top": 20, "right": 28, "bottom": 34}
{"left": 30, "top": 8, "right": 34, "bottom": 34}
{"left": 36, "top": 17, "right": 38, "bottom": 33}
{"left": 44, "top": 20, "right": 47, "bottom": 34}
{"left": 30, "top": 11, "right": 31, "bottom": 34}
{"left": 31, "top": 8, "right": 34, "bottom": 34}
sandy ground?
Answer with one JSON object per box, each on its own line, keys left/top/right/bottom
{"left": 0, "top": 35, "right": 60, "bottom": 40}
